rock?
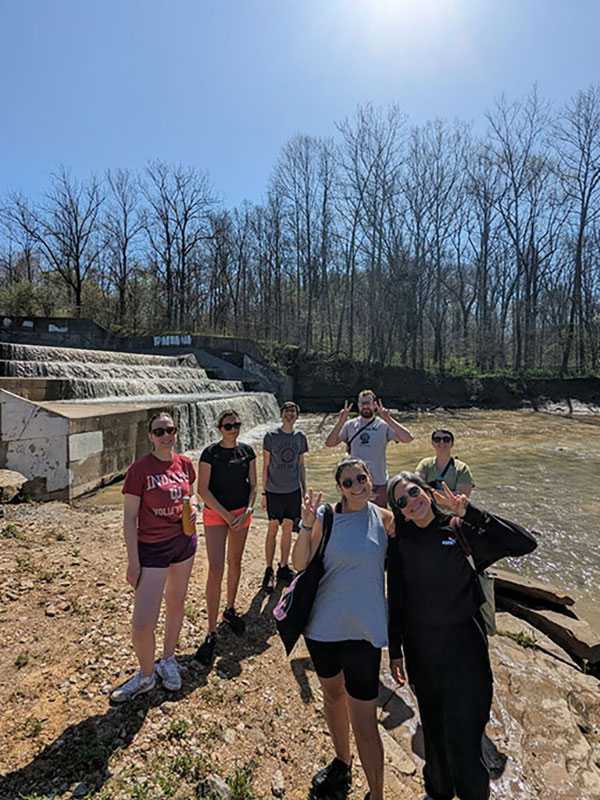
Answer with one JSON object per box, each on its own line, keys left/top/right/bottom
{"left": 202, "top": 774, "right": 232, "bottom": 799}
{"left": 45, "top": 603, "right": 57, "bottom": 617}
{"left": 500, "top": 597, "right": 600, "bottom": 662}
{"left": 494, "top": 568, "right": 575, "bottom": 606}
{"left": 0, "top": 469, "right": 27, "bottom": 502}
{"left": 71, "top": 782, "right": 88, "bottom": 797}
{"left": 224, "top": 728, "right": 236, "bottom": 744}
{"left": 381, "top": 730, "right": 416, "bottom": 775}
{"left": 246, "top": 727, "right": 268, "bottom": 746}
{"left": 488, "top": 633, "right": 600, "bottom": 798}
{"left": 271, "top": 768, "right": 285, "bottom": 796}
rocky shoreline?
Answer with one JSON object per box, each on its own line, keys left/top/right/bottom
{"left": 0, "top": 501, "right": 599, "bottom": 799}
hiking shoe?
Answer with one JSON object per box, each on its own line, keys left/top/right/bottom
{"left": 311, "top": 756, "right": 352, "bottom": 797}
{"left": 276, "top": 562, "right": 295, "bottom": 584}
{"left": 110, "top": 668, "right": 155, "bottom": 703}
{"left": 223, "top": 606, "right": 245, "bottom": 636}
{"left": 156, "top": 654, "right": 181, "bottom": 691}
{"left": 194, "top": 632, "right": 217, "bottom": 665}
{"left": 261, "top": 566, "right": 275, "bottom": 593}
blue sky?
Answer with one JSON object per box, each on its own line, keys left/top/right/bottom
{"left": 1, "top": 0, "right": 597, "bottom": 207}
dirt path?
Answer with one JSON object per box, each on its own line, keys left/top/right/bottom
{"left": 0, "top": 501, "right": 422, "bottom": 800}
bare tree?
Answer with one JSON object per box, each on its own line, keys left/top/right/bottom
{"left": 103, "top": 168, "right": 144, "bottom": 326}
{"left": 553, "top": 84, "right": 600, "bottom": 372}
{"left": 3, "top": 167, "right": 105, "bottom": 315}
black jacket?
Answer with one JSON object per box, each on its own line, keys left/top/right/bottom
{"left": 387, "top": 504, "right": 537, "bottom": 661}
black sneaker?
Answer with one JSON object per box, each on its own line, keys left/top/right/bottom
{"left": 262, "top": 566, "right": 275, "bottom": 593}
{"left": 194, "top": 631, "right": 217, "bottom": 664}
{"left": 311, "top": 756, "right": 352, "bottom": 797}
{"left": 276, "top": 562, "right": 295, "bottom": 584}
{"left": 222, "top": 606, "right": 245, "bottom": 636}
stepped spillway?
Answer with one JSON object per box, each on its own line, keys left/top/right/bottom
{"left": 0, "top": 342, "right": 279, "bottom": 500}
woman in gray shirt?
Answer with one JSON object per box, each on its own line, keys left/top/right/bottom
{"left": 292, "top": 458, "right": 394, "bottom": 800}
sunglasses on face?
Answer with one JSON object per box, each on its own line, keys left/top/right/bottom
{"left": 395, "top": 485, "right": 421, "bottom": 509}
{"left": 151, "top": 425, "right": 177, "bottom": 437}
{"left": 221, "top": 421, "right": 242, "bottom": 431}
{"left": 340, "top": 473, "right": 369, "bottom": 489}
{"left": 432, "top": 435, "right": 452, "bottom": 443}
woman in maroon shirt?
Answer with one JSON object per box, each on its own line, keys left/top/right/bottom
{"left": 110, "top": 411, "right": 197, "bottom": 703}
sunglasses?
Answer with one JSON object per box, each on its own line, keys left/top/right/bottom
{"left": 432, "top": 435, "right": 452, "bottom": 443}
{"left": 151, "top": 425, "right": 177, "bottom": 437}
{"left": 221, "top": 421, "right": 242, "bottom": 431}
{"left": 395, "top": 485, "right": 421, "bottom": 509}
{"left": 340, "top": 473, "right": 369, "bottom": 489}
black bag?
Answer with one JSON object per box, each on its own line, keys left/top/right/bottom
{"left": 272, "top": 504, "right": 334, "bottom": 655}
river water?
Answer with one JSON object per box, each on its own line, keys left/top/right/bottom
{"left": 89, "top": 408, "right": 600, "bottom": 629}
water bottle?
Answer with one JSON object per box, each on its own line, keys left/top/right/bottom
{"left": 182, "top": 496, "right": 196, "bottom": 536}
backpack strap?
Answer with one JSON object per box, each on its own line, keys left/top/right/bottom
{"left": 345, "top": 420, "right": 375, "bottom": 452}
{"left": 439, "top": 456, "right": 454, "bottom": 480}
{"left": 316, "top": 504, "right": 334, "bottom": 559}
{"left": 449, "top": 515, "right": 477, "bottom": 572}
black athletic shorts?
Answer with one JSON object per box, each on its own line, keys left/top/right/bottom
{"left": 304, "top": 637, "right": 382, "bottom": 701}
{"left": 266, "top": 489, "right": 302, "bottom": 523}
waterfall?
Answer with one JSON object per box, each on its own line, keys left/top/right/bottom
{"left": 0, "top": 341, "right": 280, "bottom": 500}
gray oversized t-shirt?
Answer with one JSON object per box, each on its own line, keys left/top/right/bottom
{"left": 263, "top": 428, "right": 308, "bottom": 494}
{"left": 340, "top": 416, "right": 398, "bottom": 484}
{"left": 304, "top": 503, "right": 388, "bottom": 647}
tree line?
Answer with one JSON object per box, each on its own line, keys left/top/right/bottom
{"left": 1, "top": 85, "right": 599, "bottom": 375}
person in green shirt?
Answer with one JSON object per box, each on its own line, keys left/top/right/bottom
{"left": 415, "top": 429, "right": 474, "bottom": 496}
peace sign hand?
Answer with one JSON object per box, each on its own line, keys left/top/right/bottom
{"left": 433, "top": 481, "right": 469, "bottom": 517}
{"left": 339, "top": 400, "right": 353, "bottom": 422}
{"left": 301, "top": 489, "right": 323, "bottom": 529}
{"left": 373, "top": 398, "right": 391, "bottom": 421}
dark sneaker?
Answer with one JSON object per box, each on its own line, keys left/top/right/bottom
{"left": 194, "top": 632, "right": 217, "bottom": 665}
{"left": 276, "top": 563, "right": 295, "bottom": 584}
{"left": 262, "top": 566, "right": 275, "bottom": 593}
{"left": 311, "top": 756, "right": 352, "bottom": 797}
{"left": 223, "top": 606, "right": 245, "bottom": 636}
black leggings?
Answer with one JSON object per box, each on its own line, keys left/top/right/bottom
{"left": 305, "top": 637, "right": 381, "bottom": 701}
{"left": 408, "top": 620, "right": 492, "bottom": 800}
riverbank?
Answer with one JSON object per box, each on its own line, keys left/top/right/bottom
{"left": 275, "top": 350, "right": 600, "bottom": 412}
{"left": 1, "top": 500, "right": 599, "bottom": 799}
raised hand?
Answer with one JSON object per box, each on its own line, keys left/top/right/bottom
{"left": 373, "top": 398, "right": 390, "bottom": 421}
{"left": 433, "top": 481, "right": 469, "bottom": 517}
{"left": 301, "top": 488, "right": 323, "bottom": 529}
{"left": 389, "top": 656, "right": 406, "bottom": 686}
{"left": 339, "top": 399, "right": 353, "bottom": 422}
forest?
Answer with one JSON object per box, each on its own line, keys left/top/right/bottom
{"left": 1, "top": 85, "right": 599, "bottom": 375}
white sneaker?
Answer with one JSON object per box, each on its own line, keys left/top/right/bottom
{"left": 110, "top": 668, "right": 155, "bottom": 703}
{"left": 156, "top": 655, "right": 182, "bottom": 691}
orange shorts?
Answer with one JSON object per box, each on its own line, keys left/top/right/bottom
{"left": 202, "top": 506, "right": 252, "bottom": 529}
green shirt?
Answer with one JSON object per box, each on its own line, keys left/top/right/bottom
{"left": 414, "top": 456, "right": 474, "bottom": 491}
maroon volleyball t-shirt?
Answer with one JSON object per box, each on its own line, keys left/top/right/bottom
{"left": 123, "top": 452, "right": 196, "bottom": 543}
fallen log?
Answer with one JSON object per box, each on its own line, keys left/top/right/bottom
{"left": 498, "top": 596, "right": 600, "bottom": 663}
{"left": 492, "top": 568, "right": 575, "bottom": 607}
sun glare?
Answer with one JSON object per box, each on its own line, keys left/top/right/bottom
{"left": 332, "top": 0, "right": 470, "bottom": 71}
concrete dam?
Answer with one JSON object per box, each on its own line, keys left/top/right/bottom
{"left": 0, "top": 343, "right": 279, "bottom": 500}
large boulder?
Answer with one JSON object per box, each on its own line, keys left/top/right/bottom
{"left": 0, "top": 469, "right": 27, "bottom": 502}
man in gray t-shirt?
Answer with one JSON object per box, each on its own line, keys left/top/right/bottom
{"left": 325, "top": 388, "right": 413, "bottom": 507}
{"left": 261, "top": 401, "right": 308, "bottom": 592}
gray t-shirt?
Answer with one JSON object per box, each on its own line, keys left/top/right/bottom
{"left": 263, "top": 428, "right": 308, "bottom": 494}
{"left": 304, "top": 503, "right": 388, "bottom": 648}
{"left": 340, "top": 416, "right": 398, "bottom": 484}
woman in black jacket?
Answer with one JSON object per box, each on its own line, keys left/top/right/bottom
{"left": 387, "top": 472, "right": 537, "bottom": 800}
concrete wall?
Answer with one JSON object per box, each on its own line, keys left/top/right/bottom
{"left": 0, "top": 316, "right": 266, "bottom": 362}
{"left": 0, "top": 390, "right": 71, "bottom": 500}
